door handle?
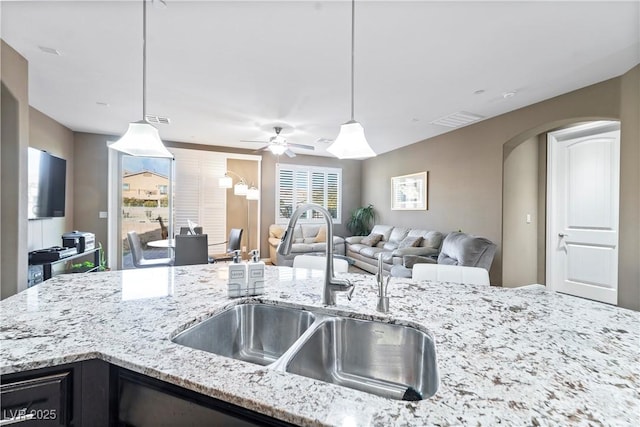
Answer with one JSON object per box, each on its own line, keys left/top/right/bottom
{"left": 558, "top": 233, "right": 569, "bottom": 238}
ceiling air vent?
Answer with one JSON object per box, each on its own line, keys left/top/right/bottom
{"left": 430, "top": 111, "right": 484, "bottom": 128}
{"left": 145, "top": 115, "right": 171, "bottom": 125}
{"left": 38, "top": 46, "right": 61, "bottom": 56}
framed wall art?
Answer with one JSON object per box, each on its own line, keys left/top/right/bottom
{"left": 391, "top": 171, "right": 428, "bottom": 210}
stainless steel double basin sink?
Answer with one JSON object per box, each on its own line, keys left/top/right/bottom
{"left": 172, "top": 303, "right": 438, "bottom": 401}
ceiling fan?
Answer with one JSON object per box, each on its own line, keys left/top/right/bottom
{"left": 241, "top": 127, "right": 315, "bottom": 158}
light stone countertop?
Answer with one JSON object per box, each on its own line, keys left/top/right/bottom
{"left": 1, "top": 265, "right": 638, "bottom": 426}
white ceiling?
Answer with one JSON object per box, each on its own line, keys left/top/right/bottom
{"left": 2, "top": 0, "right": 639, "bottom": 157}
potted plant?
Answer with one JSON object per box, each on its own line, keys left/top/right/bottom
{"left": 347, "top": 204, "right": 376, "bottom": 236}
{"left": 70, "top": 260, "right": 95, "bottom": 273}
{"left": 98, "top": 242, "right": 109, "bottom": 271}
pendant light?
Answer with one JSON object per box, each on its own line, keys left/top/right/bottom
{"left": 327, "top": 0, "right": 376, "bottom": 160}
{"left": 109, "top": 0, "right": 173, "bottom": 158}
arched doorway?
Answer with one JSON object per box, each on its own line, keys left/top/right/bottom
{"left": 501, "top": 117, "right": 619, "bottom": 289}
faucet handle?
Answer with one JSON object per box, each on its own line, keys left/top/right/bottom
{"left": 346, "top": 282, "right": 355, "bottom": 301}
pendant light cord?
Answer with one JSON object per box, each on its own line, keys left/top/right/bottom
{"left": 142, "top": 0, "right": 147, "bottom": 120}
{"left": 350, "top": 0, "right": 355, "bottom": 121}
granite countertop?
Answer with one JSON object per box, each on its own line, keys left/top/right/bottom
{"left": 1, "top": 265, "right": 638, "bottom": 426}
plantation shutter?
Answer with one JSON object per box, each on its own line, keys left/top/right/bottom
{"left": 171, "top": 148, "right": 227, "bottom": 244}
{"left": 276, "top": 164, "right": 342, "bottom": 224}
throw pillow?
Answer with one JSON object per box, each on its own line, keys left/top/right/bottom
{"left": 360, "top": 233, "right": 383, "bottom": 247}
{"left": 315, "top": 226, "right": 327, "bottom": 243}
{"left": 398, "top": 235, "right": 423, "bottom": 249}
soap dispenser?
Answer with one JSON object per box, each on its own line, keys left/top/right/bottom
{"left": 247, "top": 249, "right": 265, "bottom": 296}
{"left": 227, "top": 250, "right": 247, "bottom": 298}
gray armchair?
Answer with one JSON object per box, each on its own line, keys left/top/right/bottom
{"left": 391, "top": 232, "right": 496, "bottom": 278}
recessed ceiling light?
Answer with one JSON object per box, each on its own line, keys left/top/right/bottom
{"left": 38, "top": 46, "right": 61, "bottom": 56}
{"left": 503, "top": 91, "right": 517, "bottom": 99}
{"left": 473, "top": 89, "right": 485, "bottom": 95}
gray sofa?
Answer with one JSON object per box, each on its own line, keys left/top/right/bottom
{"left": 390, "top": 231, "right": 497, "bottom": 278}
{"left": 345, "top": 225, "right": 444, "bottom": 274}
{"left": 268, "top": 224, "right": 345, "bottom": 266}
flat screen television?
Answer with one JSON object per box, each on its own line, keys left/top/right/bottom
{"left": 27, "top": 147, "right": 66, "bottom": 219}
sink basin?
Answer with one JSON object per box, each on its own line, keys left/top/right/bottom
{"left": 285, "top": 317, "right": 438, "bottom": 401}
{"left": 173, "top": 303, "right": 438, "bottom": 400}
{"left": 172, "top": 304, "right": 315, "bottom": 365}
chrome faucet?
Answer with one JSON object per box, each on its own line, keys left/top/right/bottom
{"left": 376, "top": 253, "right": 390, "bottom": 313}
{"left": 277, "top": 203, "right": 354, "bottom": 305}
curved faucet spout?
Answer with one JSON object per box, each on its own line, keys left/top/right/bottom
{"left": 277, "top": 203, "right": 354, "bottom": 305}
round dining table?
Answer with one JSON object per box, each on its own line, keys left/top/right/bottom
{"left": 147, "top": 239, "right": 175, "bottom": 248}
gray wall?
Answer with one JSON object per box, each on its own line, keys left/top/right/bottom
{"left": 73, "top": 133, "right": 111, "bottom": 259}
{"left": 502, "top": 136, "right": 539, "bottom": 287}
{"left": 362, "top": 66, "right": 639, "bottom": 310}
{"left": 28, "top": 107, "right": 75, "bottom": 251}
{"left": 1, "top": 41, "right": 28, "bottom": 299}
{"left": 618, "top": 65, "right": 640, "bottom": 311}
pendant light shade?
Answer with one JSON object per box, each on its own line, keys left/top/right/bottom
{"left": 327, "top": 0, "right": 375, "bottom": 160}
{"left": 109, "top": 120, "right": 173, "bottom": 158}
{"left": 327, "top": 120, "right": 375, "bottom": 159}
{"left": 109, "top": 0, "right": 173, "bottom": 159}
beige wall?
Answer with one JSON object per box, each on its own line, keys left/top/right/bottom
{"left": 362, "top": 67, "right": 639, "bottom": 311}
{"left": 28, "top": 107, "right": 74, "bottom": 251}
{"left": 502, "top": 136, "right": 539, "bottom": 287}
{"left": 1, "top": 40, "right": 29, "bottom": 299}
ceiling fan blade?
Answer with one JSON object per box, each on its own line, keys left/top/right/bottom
{"left": 287, "top": 143, "right": 315, "bottom": 150}
{"left": 285, "top": 149, "right": 296, "bottom": 158}
{"left": 240, "top": 140, "right": 270, "bottom": 144}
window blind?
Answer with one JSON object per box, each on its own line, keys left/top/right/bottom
{"left": 276, "top": 164, "right": 342, "bottom": 224}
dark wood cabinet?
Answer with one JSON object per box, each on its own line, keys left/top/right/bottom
{"left": 1, "top": 360, "right": 113, "bottom": 426}
{"left": 2, "top": 361, "right": 293, "bottom": 427}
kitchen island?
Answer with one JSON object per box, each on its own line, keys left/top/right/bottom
{"left": 1, "top": 265, "right": 638, "bottom": 426}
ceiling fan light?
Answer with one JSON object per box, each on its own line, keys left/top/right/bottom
{"left": 218, "top": 175, "right": 233, "bottom": 188}
{"left": 246, "top": 186, "right": 260, "bottom": 200}
{"left": 234, "top": 181, "right": 248, "bottom": 196}
{"left": 108, "top": 121, "right": 173, "bottom": 158}
{"left": 327, "top": 120, "right": 376, "bottom": 159}
{"left": 269, "top": 144, "right": 287, "bottom": 156}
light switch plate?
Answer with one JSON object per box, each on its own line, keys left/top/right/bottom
{"left": 99, "top": 211, "right": 108, "bottom": 219}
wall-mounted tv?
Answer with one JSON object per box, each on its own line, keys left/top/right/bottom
{"left": 27, "top": 147, "right": 67, "bottom": 219}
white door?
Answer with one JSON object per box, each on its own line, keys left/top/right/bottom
{"left": 547, "top": 121, "right": 620, "bottom": 305}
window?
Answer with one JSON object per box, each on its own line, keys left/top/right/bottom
{"left": 122, "top": 183, "right": 130, "bottom": 191}
{"left": 276, "top": 164, "right": 342, "bottom": 223}
{"left": 158, "top": 185, "right": 168, "bottom": 195}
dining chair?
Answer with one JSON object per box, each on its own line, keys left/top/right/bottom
{"left": 179, "top": 226, "right": 203, "bottom": 235}
{"left": 127, "top": 231, "right": 173, "bottom": 268}
{"left": 412, "top": 263, "right": 490, "bottom": 286}
{"left": 210, "top": 228, "right": 243, "bottom": 262}
{"left": 174, "top": 234, "right": 209, "bottom": 266}
{"left": 292, "top": 255, "right": 349, "bottom": 273}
